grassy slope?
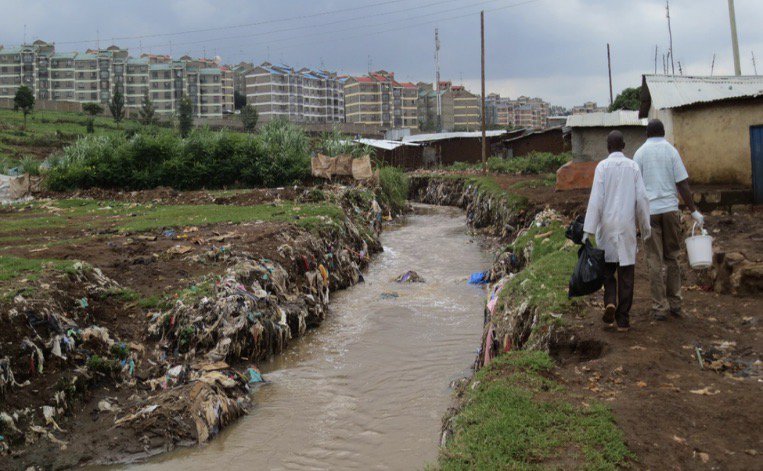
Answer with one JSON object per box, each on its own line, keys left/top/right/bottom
{"left": 440, "top": 351, "right": 632, "bottom": 470}
{"left": 437, "top": 179, "right": 630, "bottom": 469}
{"left": 0, "top": 108, "right": 133, "bottom": 170}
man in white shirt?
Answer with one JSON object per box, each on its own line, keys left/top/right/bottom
{"left": 633, "top": 119, "right": 703, "bottom": 321}
{"left": 584, "top": 131, "right": 651, "bottom": 331}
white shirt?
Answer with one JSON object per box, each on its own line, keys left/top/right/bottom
{"left": 584, "top": 152, "right": 651, "bottom": 266}
{"left": 633, "top": 137, "right": 689, "bottom": 215}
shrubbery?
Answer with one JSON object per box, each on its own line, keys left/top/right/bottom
{"left": 45, "top": 120, "right": 311, "bottom": 191}
{"left": 377, "top": 166, "right": 409, "bottom": 214}
{"left": 446, "top": 152, "right": 571, "bottom": 175}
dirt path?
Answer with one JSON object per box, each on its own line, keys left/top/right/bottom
{"left": 555, "top": 209, "right": 762, "bottom": 469}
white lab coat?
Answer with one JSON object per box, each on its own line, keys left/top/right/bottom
{"left": 583, "top": 152, "right": 651, "bottom": 266}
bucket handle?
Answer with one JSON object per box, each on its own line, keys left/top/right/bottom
{"left": 691, "top": 222, "right": 708, "bottom": 237}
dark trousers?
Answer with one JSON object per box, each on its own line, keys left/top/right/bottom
{"left": 603, "top": 263, "right": 635, "bottom": 327}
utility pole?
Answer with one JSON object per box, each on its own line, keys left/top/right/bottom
{"left": 607, "top": 43, "right": 613, "bottom": 106}
{"left": 435, "top": 28, "right": 442, "bottom": 132}
{"left": 727, "top": 0, "right": 741, "bottom": 76}
{"left": 753, "top": 51, "right": 758, "bottom": 75}
{"left": 654, "top": 45, "right": 658, "bottom": 74}
{"left": 480, "top": 10, "right": 487, "bottom": 174}
{"left": 678, "top": 61, "right": 683, "bottom": 75}
{"left": 666, "top": 0, "right": 675, "bottom": 75}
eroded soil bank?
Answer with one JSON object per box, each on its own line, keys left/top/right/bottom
{"left": 117, "top": 204, "right": 490, "bottom": 470}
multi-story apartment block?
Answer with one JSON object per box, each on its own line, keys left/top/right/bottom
{"left": 0, "top": 40, "right": 230, "bottom": 117}
{"left": 245, "top": 62, "right": 344, "bottom": 124}
{"left": 231, "top": 61, "right": 254, "bottom": 106}
{"left": 221, "top": 66, "right": 234, "bottom": 113}
{"left": 416, "top": 82, "right": 438, "bottom": 130}
{"left": 572, "top": 101, "right": 607, "bottom": 114}
{"left": 486, "top": 94, "right": 549, "bottom": 129}
{"left": 343, "top": 70, "right": 417, "bottom": 129}
{"left": 417, "top": 81, "right": 480, "bottom": 131}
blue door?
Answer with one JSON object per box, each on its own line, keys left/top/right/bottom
{"left": 751, "top": 125, "right": 763, "bottom": 204}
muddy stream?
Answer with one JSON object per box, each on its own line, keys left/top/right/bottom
{"left": 118, "top": 205, "right": 490, "bottom": 470}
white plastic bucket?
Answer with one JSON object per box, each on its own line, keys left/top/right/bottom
{"left": 686, "top": 223, "right": 713, "bottom": 269}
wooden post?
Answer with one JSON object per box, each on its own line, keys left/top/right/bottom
{"left": 481, "top": 10, "right": 487, "bottom": 173}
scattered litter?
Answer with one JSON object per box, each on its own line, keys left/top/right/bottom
{"left": 394, "top": 271, "right": 425, "bottom": 283}
{"left": 167, "top": 245, "right": 194, "bottom": 255}
{"left": 689, "top": 386, "right": 721, "bottom": 396}
{"left": 468, "top": 271, "right": 488, "bottom": 285}
{"left": 245, "top": 367, "right": 264, "bottom": 383}
{"left": 98, "top": 400, "right": 118, "bottom": 412}
{"left": 380, "top": 292, "right": 399, "bottom": 299}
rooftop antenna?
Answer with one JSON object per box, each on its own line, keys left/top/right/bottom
{"left": 753, "top": 51, "right": 759, "bottom": 75}
{"left": 96, "top": 28, "right": 100, "bottom": 50}
{"left": 169, "top": 40, "right": 173, "bottom": 58}
{"left": 666, "top": 0, "right": 675, "bottom": 75}
{"left": 677, "top": 60, "right": 683, "bottom": 75}
{"left": 367, "top": 54, "right": 372, "bottom": 73}
{"left": 23, "top": 24, "right": 26, "bottom": 44}
{"left": 710, "top": 53, "right": 716, "bottom": 76}
{"left": 435, "top": 28, "right": 442, "bottom": 131}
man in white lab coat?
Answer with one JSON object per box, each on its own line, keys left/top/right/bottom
{"left": 583, "top": 131, "right": 651, "bottom": 331}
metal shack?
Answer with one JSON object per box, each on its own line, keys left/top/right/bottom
{"left": 503, "top": 126, "right": 568, "bottom": 157}
{"left": 353, "top": 139, "right": 423, "bottom": 170}
{"left": 401, "top": 130, "right": 508, "bottom": 167}
{"left": 566, "top": 111, "right": 648, "bottom": 162}
{"left": 640, "top": 74, "right": 763, "bottom": 190}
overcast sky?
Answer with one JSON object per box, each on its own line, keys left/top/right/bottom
{"left": 1, "top": 0, "right": 761, "bottom": 107}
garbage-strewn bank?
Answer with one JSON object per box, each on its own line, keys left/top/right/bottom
{"left": 412, "top": 174, "right": 762, "bottom": 470}
{"left": 411, "top": 175, "right": 631, "bottom": 469}
{"left": 0, "top": 186, "right": 385, "bottom": 469}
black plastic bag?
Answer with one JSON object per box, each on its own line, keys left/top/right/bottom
{"left": 565, "top": 215, "right": 586, "bottom": 245}
{"left": 568, "top": 239, "right": 606, "bottom": 297}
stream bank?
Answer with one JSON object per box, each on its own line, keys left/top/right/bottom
{"left": 412, "top": 174, "right": 762, "bottom": 470}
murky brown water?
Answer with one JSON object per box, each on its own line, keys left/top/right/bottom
{"left": 125, "top": 205, "right": 490, "bottom": 470}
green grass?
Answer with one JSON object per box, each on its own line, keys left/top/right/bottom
{"left": 439, "top": 351, "right": 632, "bottom": 470}
{"left": 468, "top": 175, "right": 529, "bottom": 211}
{"left": 0, "top": 199, "right": 345, "bottom": 238}
{"left": 0, "top": 255, "right": 74, "bottom": 282}
{"left": 501, "top": 222, "right": 578, "bottom": 316}
{"left": 0, "top": 108, "right": 136, "bottom": 168}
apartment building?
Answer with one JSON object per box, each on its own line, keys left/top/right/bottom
{"left": 343, "top": 70, "right": 417, "bottom": 129}
{"left": 417, "top": 81, "right": 480, "bottom": 131}
{"left": 486, "top": 94, "right": 549, "bottom": 129}
{"left": 0, "top": 40, "right": 230, "bottom": 117}
{"left": 231, "top": 61, "right": 254, "bottom": 106}
{"left": 221, "top": 66, "right": 234, "bottom": 113}
{"left": 572, "top": 101, "right": 607, "bottom": 114}
{"left": 245, "top": 62, "right": 344, "bottom": 124}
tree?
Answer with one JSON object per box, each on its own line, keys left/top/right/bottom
{"left": 609, "top": 87, "right": 642, "bottom": 112}
{"left": 240, "top": 104, "right": 258, "bottom": 133}
{"left": 177, "top": 95, "right": 194, "bottom": 138}
{"left": 13, "top": 86, "right": 35, "bottom": 130}
{"left": 234, "top": 90, "right": 247, "bottom": 110}
{"left": 138, "top": 92, "right": 156, "bottom": 126}
{"left": 82, "top": 102, "right": 104, "bottom": 134}
{"left": 108, "top": 85, "right": 125, "bottom": 127}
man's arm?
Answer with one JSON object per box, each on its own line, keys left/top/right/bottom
{"left": 677, "top": 178, "right": 704, "bottom": 226}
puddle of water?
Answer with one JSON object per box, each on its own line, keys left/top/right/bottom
{"left": 120, "top": 205, "right": 490, "bottom": 470}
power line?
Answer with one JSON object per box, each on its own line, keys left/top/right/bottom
{"left": 134, "top": 0, "right": 507, "bottom": 52}
{"left": 52, "top": 0, "right": 412, "bottom": 45}
{"left": 211, "top": 0, "right": 541, "bottom": 61}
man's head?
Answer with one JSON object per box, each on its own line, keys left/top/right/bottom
{"left": 607, "top": 130, "right": 625, "bottom": 153}
{"left": 646, "top": 119, "right": 665, "bottom": 138}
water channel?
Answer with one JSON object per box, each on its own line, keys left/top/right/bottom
{"left": 126, "top": 205, "right": 490, "bottom": 470}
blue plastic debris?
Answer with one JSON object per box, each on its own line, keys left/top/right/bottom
{"left": 246, "top": 367, "right": 264, "bottom": 383}
{"left": 468, "top": 271, "right": 489, "bottom": 285}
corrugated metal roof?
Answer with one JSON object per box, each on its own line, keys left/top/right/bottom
{"left": 565, "top": 110, "right": 647, "bottom": 128}
{"left": 644, "top": 74, "right": 763, "bottom": 110}
{"left": 402, "top": 130, "right": 507, "bottom": 143}
{"left": 354, "top": 138, "right": 420, "bottom": 151}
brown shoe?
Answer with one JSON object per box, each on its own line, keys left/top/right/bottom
{"left": 602, "top": 304, "right": 616, "bottom": 324}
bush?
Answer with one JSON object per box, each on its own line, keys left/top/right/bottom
{"left": 316, "top": 129, "right": 373, "bottom": 158}
{"left": 487, "top": 152, "right": 571, "bottom": 175}
{"left": 45, "top": 121, "right": 311, "bottom": 191}
{"left": 377, "top": 166, "right": 409, "bottom": 214}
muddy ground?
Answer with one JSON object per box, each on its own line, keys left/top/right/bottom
{"left": 554, "top": 208, "right": 762, "bottom": 470}
{"left": 0, "top": 185, "right": 381, "bottom": 469}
